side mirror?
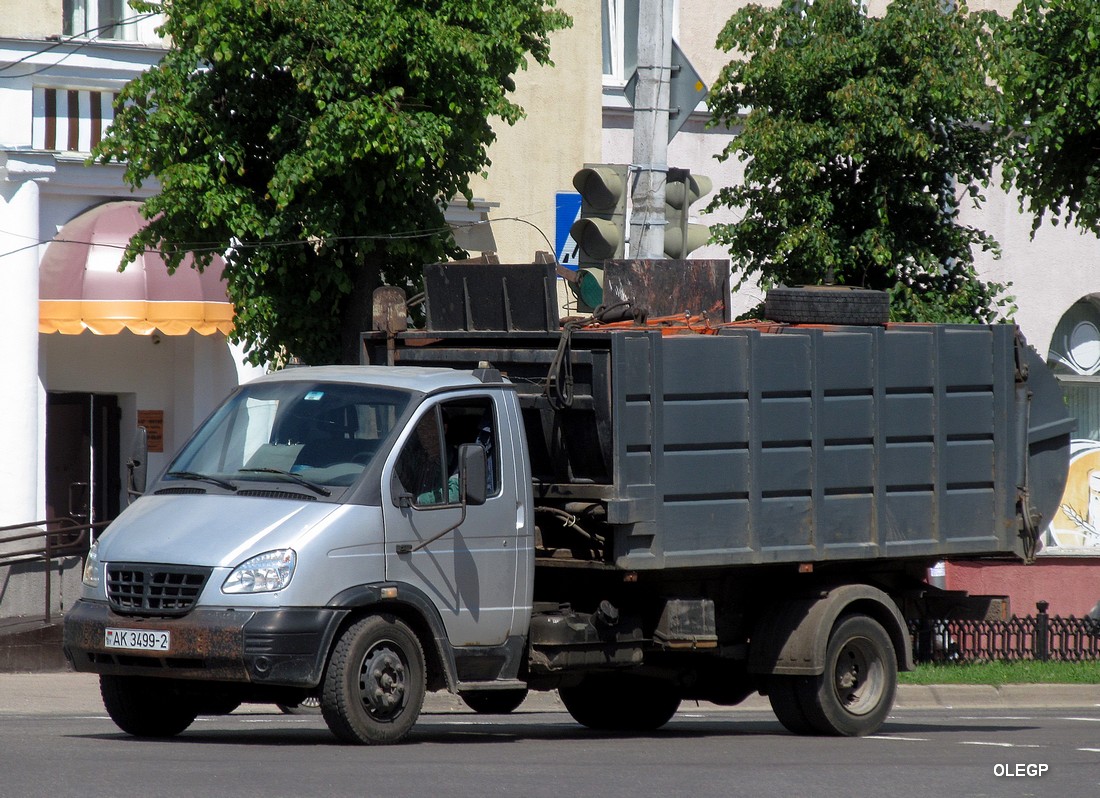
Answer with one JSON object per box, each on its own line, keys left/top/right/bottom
{"left": 458, "top": 443, "right": 487, "bottom": 506}
{"left": 127, "top": 426, "right": 149, "bottom": 501}
{"left": 404, "top": 444, "right": 487, "bottom": 554}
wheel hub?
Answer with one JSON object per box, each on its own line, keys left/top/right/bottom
{"left": 832, "top": 636, "right": 884, "bottom": 716}
{"left": 359, "top": 644, "right": 406, "bottom": 718}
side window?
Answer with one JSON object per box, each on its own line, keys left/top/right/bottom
{"left": 393, "top": 397, "right": 499, "bottom": 508}
{"left": 394, "top": 408, "right": 448, "bottom": 507}
{"left": 442, "top": 397, "right": 498, "bottom": 498}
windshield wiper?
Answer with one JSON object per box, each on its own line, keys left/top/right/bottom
{"left": 166, "top": 471, "right": 238, "bottom": 491}
{"left": 238, "top": 467, "right": 332, "bottom": 497}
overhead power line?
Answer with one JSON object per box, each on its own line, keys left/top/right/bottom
{"left": 0, "top": 215, "right": 557, "bottom": 265}
{"left": 0, "top": 12, "right": 160, "bottom": 80}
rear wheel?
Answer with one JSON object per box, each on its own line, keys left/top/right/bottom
{"left": 559, "top": 674, "right": 681, "bottom": 732}
{"left": 322, "top": 615, "right": 425, "bottom": 745}
{"left": 99, "top": 675, "right": 198, "bottom": 738}
{"left": 460, "top": 689, "right": 529, "bottom": 715}
{"left": 767, "top": 675, "right": 816, "bottom": 735}
{"left": 795, "top": 614, "right": 897, "bottom": 736}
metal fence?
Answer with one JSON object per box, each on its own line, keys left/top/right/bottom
{"left": 911, "top": 605, "right": 1100, "bottom": 664}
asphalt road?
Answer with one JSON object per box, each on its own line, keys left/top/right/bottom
{"left": 1, "top": 674, "right": 1098, "bottom": 798}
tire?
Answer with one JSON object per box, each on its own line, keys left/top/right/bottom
{"left": 99, "top": 675, "right": 198, "bottom": 738}
{"left": 321, "top": 615, "right": 426, "bottom": 745}
{"left": 764, "top": 286, "right": 890, "bottom": 325}
{"left": 460, "top": 689, "right": 529, "bottom": 715}
{"left": 559, "top": 674, "right": 681, "bottom": 732}
{"left": 795, "top": 614, "right": 898, "bottom": 737}
{"left": 767, "top": 675, "right": 816, "bottom": 735}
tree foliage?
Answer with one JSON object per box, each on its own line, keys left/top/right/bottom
{"left": 97, "top": 0, "right": 570, "bottom": 364}
{"left": 707, "top": 0, "right": 1012, "bottom": 323}
{"left": 991, "top": 0, "right": 1100, "bottom": 236}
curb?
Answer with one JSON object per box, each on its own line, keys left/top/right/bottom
{"left": 893, "top": 683, "right": 1100, "bottom": 710}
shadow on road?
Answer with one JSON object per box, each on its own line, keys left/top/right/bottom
{"left": 63, "top": 710, "right": 1042, "bottom": 748}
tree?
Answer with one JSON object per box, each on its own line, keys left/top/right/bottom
{"left": 707, "top": 0, "right": 1012, "bottom": 323}
{"left": 96, "top": 0, "right": 570, "bottom": 365}
{"left": 992, "top": 0, "right": 1100, "bottom": 236}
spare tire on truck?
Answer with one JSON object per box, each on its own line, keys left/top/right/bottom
{"left": 764, "top": 286, "right": 890, "bottom": 325}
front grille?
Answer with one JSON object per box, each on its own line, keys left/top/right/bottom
{"left": 106, "top": 564, "right": 213, "bottom": 616}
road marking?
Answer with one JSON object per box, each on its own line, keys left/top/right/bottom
{"left": 960, "top": 741, "right": 1046, "bottom": 749}
{"left": 432, "top": 720, "right": 501, "bottom": 726}
{"left": 1062, "top": 717, "right": 1100, "bottom": 723}
{"left": 955, "top": 716, "right": 1032, "bottom": 721}
{"left": 866, "top": 735, "right": 929, "bottom": 742}
{"left": 1078, "top": 748, "right": 1100, "bottom": 753}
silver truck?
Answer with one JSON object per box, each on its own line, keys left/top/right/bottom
{"left": 64, "top": 268, "right": 1072, "bottom": 744}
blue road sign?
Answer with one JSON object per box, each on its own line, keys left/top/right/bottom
{"left": 555, "top": 191, "right": 582, "bottom": 269}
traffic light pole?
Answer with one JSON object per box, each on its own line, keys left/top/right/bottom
{"left": 630, "top": 0, "right": 673, "bottom": 259}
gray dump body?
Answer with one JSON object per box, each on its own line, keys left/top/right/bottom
{"left": 371, "top": 321, "right": 1072, "bottom": 571}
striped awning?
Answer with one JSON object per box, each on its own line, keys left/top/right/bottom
{"left": 39, "top": 201, "right": 234, "bottom": 336}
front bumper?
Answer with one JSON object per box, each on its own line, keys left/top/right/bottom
{"left": 63, "top": 599, "right": 348, "bottom": 687}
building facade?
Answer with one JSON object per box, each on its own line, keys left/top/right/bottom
{"left": 0, "top": 3, "right": 271, "bottom": 618}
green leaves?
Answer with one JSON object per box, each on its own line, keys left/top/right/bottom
{"left": 708, "top": 0, "right": 1010, "bottom": 323}
{"left": 990, "top": 0, "right": 1100, "bottom": 236}
{"left": 95, "top": 0, "right": 570, "bottom": 364}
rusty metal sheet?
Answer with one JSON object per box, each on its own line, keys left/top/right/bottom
{"left": 603, "top": 259, "right": 731, "bottom": 322}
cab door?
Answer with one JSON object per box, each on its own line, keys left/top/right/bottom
{"left": 381, "top": 393, "right": 521, "bottom": 646}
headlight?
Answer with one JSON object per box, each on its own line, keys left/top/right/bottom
{"left": 222, "top": 549, "right": 296, "bottom": 594}
{"left": 82, "top": 540, "right": 101, "bottom": 588}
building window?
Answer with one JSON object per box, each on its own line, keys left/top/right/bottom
{"left": 64, "top": 0, "right": 129, "bottom": 40}
{"left": 602, "top": 0, "right": 680, "bottom": 85}
{"left": 32, "top": 87, "right": 117, "bottom": 153}
{"left": 603, "top": 0, "right": 625, "bottom": 81}
{"left": 1045, "top": 298, "right": 1100, "bottom": 554}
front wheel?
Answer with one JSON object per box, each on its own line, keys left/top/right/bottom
{"left": 99, "top": 675, "right": 198, "bottom": 738}
{"left": 796, "top": 614, "right": 898, "bottom": 736}
{"left": 322, "top": 615, "right": 426, "bottom": 745}
{"left": 559, "top": 674, "right": 681, "bottom": 732}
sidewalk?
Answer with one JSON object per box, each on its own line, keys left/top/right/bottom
{"left": 2, "top": 671, "right": 1098, "bottom": 716}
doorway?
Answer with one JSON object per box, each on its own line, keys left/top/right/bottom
{"left": 46, "top": 393, "right": 121, "bottom": 526}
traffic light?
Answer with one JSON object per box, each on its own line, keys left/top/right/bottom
{"left": 664, "top": 168, "right": 713, "bottom": 259}
{"left": 569, "top": 163, "right": 628, "bottom": 309}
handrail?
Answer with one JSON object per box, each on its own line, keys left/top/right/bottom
{"left": 0, "top": 517, "right": 111, "bottom": 624}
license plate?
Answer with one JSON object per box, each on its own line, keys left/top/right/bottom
{"left": 104, "top": 628, "right": 171, "bottom": 652}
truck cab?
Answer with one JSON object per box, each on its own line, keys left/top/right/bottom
{"left": 64, "top": 364, "right": 534, "bottom": 743}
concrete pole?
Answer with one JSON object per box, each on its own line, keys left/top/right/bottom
{"left": 0, "top": 152, "right": 53, "bottom": 530}
{"left": 629, "top": 0, "right": 674, "bottom": 259}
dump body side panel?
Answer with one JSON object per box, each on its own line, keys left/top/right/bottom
{"left": 610, "top": 324, "right": 1021, "bottom": 569}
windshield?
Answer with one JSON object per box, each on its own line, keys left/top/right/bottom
{"left": 166, "top": 381, "right": 412, "bottom": 491}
